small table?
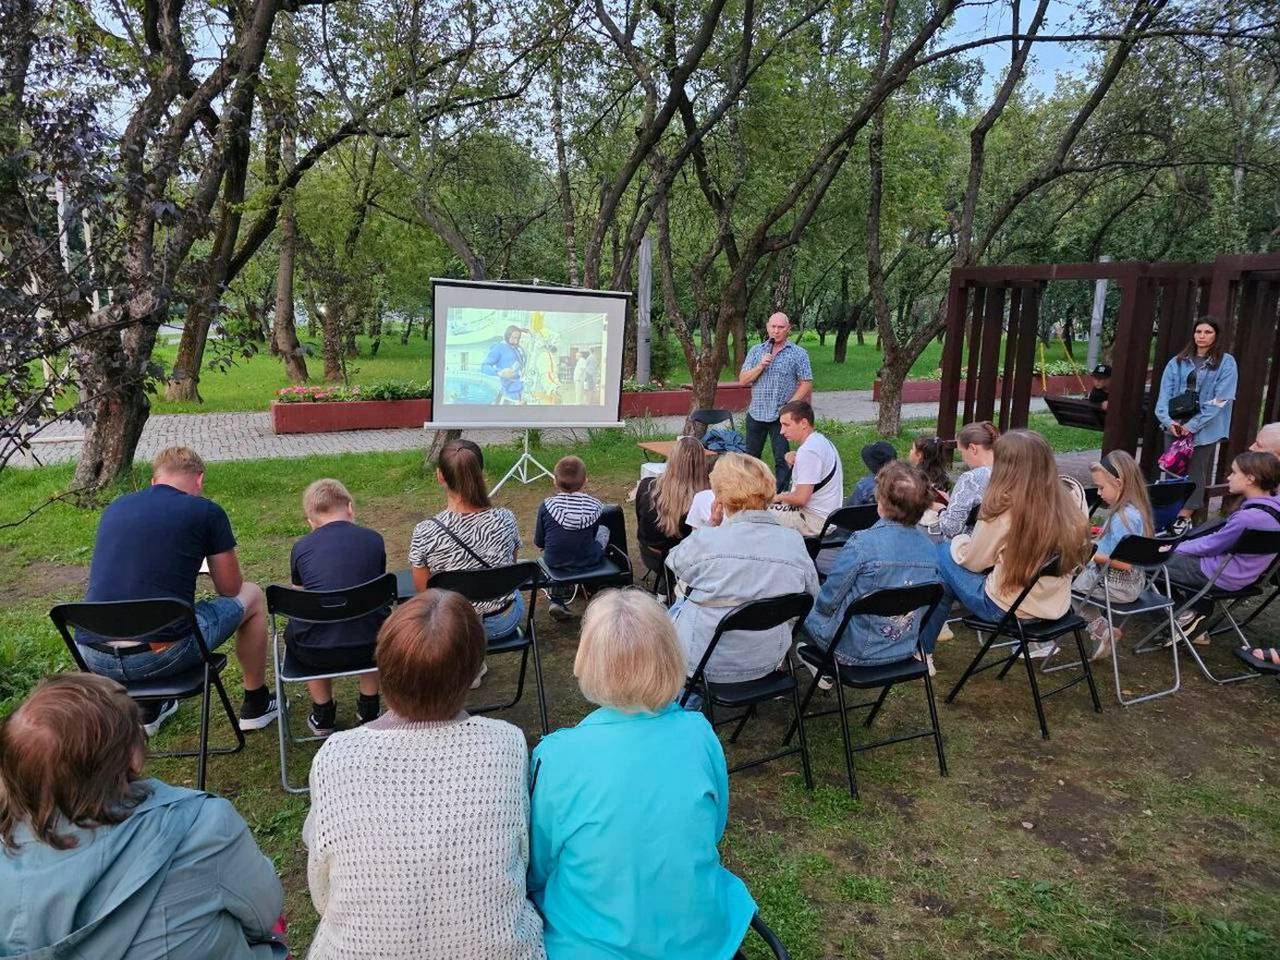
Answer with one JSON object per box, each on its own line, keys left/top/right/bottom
{"left": 637, "top": 440, "right": 718, "bottom": 462}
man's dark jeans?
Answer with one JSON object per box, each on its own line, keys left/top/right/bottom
{"left": 744, "top": 413, "right": 791, "bottom": 492}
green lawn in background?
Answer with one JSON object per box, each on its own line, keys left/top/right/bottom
{"left": 1, "top": 431, "right": 1276, "bottom": 960}
{"left": 141, "top": 329, "right": 1084, "bottom": 415}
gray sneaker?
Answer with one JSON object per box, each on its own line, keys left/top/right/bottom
{"left": 140, "top": 699, "right": 179, "bottom": 737}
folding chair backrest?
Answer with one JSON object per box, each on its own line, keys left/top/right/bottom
{"left": 1230, "top": 528, "right": 1280, "bottom": 557}
{"left": 266, "top": 573, "right": 398, "bottom": 624}
{"left": 1148, "top": 479, "right": 1196, "bottom": 532}
{"left": 50, "top": 598, "right": 195, "bottom": 645}
{"left": 599, "top": 503, "right": 632, "bottom": 566}
{"left": 964, "top": 501, "right": 982, "bottom": 531}
{"left": 820, "top": 504, "right": 879, "bottom": 539}
{"left": 997, "top": 554, "right": 1064, "bottom": 621}
{"left": 690, "top": 408, "right": 733, "bottom": 428}
{"left": 824, "top": 582, "right": 945, "bottom": 666}
{"left": 683, "top": 593, "right": 814, "bottom": 700}
{"left": 1108, "top": 534, "right": 1183, "bottom": 570}
{"left": 428, "top": 561, "right": 540, "bottom": 604}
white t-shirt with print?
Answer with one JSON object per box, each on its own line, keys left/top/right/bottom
{"left": 792, "top": 431, "right": 842, "bottom": 520}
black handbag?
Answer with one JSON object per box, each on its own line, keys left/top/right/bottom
{"left": 1167, "top": 367, "right": 1200, "bottom": 422}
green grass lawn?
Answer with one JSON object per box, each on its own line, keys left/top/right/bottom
{"left": 4, "top": 432, "right": 1275, "bottom": 959}
{"left": 142, "top": 329, "right": 1084, "bottom": 414}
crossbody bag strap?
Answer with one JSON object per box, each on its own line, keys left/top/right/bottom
{"left": 812, "top": 460, "right": 838, "bottom": 492}
{"left": 1243, "top": 502, "right": 1280, "bottom": 525}
{"left": 430, "top": 517, "right": 493, "bottom": 569}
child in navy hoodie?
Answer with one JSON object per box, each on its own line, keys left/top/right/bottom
{"left": 536, "top": 456, "right": 610, "bottom": 620}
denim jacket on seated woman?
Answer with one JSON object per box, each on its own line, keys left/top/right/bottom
{"left": 798, "top": 518, "right": 939, "bottom": 666}
{"left": 667, "top": 509, "right": 818, "bottom": 683}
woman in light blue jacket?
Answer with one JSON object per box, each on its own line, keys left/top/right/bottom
{"left": 666, "top": 452, "right": 818, "bottom": 684}
{"left": 529, "top": 589, "right": 757, "bottom": 960}
{"left": 1154, "top": 317, "right": 1237, "bottom": 527}
{"left": 0, "top": 675, "right": 285, "bottom": 960}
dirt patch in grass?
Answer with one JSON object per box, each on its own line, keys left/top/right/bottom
{"left": 0, "top": 561, "right": 88, "bottom": 603}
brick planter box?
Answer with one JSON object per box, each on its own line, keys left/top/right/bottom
{"left": 271, "top": 398, "right": 432, "bottom": 434}
{"left": 873, "top": 373, "right": 1089, "bottom": 404}
{"left": 619, "top": 382, "right": 751, "bottom": 418}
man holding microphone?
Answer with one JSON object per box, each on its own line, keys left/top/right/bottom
{"left": 739, "top": 312, "right": 814, "bottom": 491}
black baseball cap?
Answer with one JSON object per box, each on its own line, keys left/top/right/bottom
{"left": 1090, "top": 363, "right": 1112, "bottom": 378}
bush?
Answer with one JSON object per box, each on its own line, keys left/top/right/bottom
{"left": 621, "top": 378, "right": 666, "bottom": 393}
{"left": 274, "top": 380, "right": 430, "bottom": 403}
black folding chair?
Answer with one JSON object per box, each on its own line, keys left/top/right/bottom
{"left": 267, "top": 573, "right": 398, "bottom": 794}
{"left": 1067, "top": 535, "right": 1182, "bottom": 706}
{"left": 690, "top": 407, "right": 736, "bottom": 432}
{"left": 537, "top": 503, "right": 635, "bottom": 598}
{"left": 945, "top": 556, "right": 1103, "bottom": 739}
{"left": 1147, "top": 479, "right": 1196, "bottom": 534}
{"left": 734, "top": 915, "right": 791, "bottom": 960}
{"left": 804, "top": 503, "right": 880, "bottom": 562}
{"left": 678, "top": 593, "right": 815, "bottom": 788}
{"left": 1134, "top": 529, "right": 1280, "bottom": 685}
{"left": 638, "top": 543, "right": 675, "bottom": 604}
{"left": 429, "top": 561, "right": 549, "bottom": 735}
{"left": 786, "top": 584, "right": 947, "bottom": 799}
{"left": 49, "top": 599, "right": 245, "bottom": 790}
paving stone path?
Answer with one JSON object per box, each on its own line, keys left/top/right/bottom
{"left": 15, "top": 392, "right": 1051, "bottom": 467}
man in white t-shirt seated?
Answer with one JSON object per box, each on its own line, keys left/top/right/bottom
{"left": 770, "top": 400, "right": 843, "bottom": 536}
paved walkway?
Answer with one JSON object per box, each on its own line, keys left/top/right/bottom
{"left": 15, "top": 391, "right": 1050, "bottom": 467}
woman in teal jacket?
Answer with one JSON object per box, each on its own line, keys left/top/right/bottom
{"left": 1154, "top": 317, "right": 1238, "bottom": 527}
{"left": 528, "top": 589, "right": 756, "bottom": 960}
{"left": 0, "top": 675, "right": 285, "bottom": 960}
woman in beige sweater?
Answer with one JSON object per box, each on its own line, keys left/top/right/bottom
{"left": 917, "top": 430, "right": 1090, "bottom": 664}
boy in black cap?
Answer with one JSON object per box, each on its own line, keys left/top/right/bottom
{"left": 845, "top": 440, "right": 897, "bottom": 506}
{"left": 1087, "top": 363, "right": 1111, "bottom": 409}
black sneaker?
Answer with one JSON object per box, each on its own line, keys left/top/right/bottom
{"left": 239, "top": 689, "right": 279, "bottom": 731}
{"left": 355, "top": 694, "right": 380, "bottom": 726}
{"left": 140, "top": 699, "right": 179, "bottom": 737}
{"left": 308, "top": 700, "right": 337, "bottom": 737}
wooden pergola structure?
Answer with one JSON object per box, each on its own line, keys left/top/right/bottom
{"left": 936, "top": 254, "right": 1280, "bottom": 494}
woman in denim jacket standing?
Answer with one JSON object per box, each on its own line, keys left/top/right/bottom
{"left": 1155, "top": 318, "right": 1237, "bottom": 529}
{"left": 667, "top": 453, "right": 818, "bottom": 684}
{"left": 797, "top": 462, "right": 940, "bottom": 673}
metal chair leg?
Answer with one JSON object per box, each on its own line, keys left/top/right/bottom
{"left": 946, "top": 629, "right": 1001, "bottom": 703}
{"left": 1071, "top": 627, "right": 1103, "bottom": 712}
{"left": 922, "top": 668, "right": 947, "bottom": 777}
{"left": 833, "top": 676, "right": 859, "bottom": 800}
{"left": 196, "top": 663, "right": 212, "bottom": 790}
{"left": 863, "top": 684, "right": 893, "bottom": 727}
{"left": 1017, "top": 635, "right": 1052, "bottom": 739}
{"left": 788, "top": 660, "right": 814, "bottom": 790}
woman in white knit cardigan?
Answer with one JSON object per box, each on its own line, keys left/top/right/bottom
{"left": 303, "top": 590, "right": 545, "bottom": 960}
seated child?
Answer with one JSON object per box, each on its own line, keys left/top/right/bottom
{"left": 1072, "top": 451, "right": 1153, "bottom": 659}
{"left": 910, "top": 435, "right": 952, "bottom": 528}
{"left": 287, "top": 478, "right": 388, "bottom": 736}
{"left": 1087, "top": 363, "right": 1111, "bottom": 409}
{"left": 846, "top": 440, "right": 897, "bottom": 507}
{"left": 1166, "top": 451, "right": 1280, "bottom": 645}
{"left": 536, "top": 456, "right": 610, "bottom": 620}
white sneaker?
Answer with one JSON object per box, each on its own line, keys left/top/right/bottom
{"left": 470, "top": 662, "right": 489, "bottom": 690}
{"left": 794, "top": 643, "right": 833, "bottom": 691}
{"left": 141, "top": 699, "right": 179, "bottom": 737}
{"left": 938, "top": 623, "right": 955, "bottom": 642}
{"left": 1026, "top": 641, "right": 1058, "bottom": 660}
{"left": 926, "top": 654, "right": 937, "bottom": 677}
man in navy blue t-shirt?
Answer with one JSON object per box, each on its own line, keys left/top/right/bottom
{"left": 78, "top": 446, "right": 277, "bottom": 735}
{"left": 286, "top": 478, "right": 388, "bottom": 735}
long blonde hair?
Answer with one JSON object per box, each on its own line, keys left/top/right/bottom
{"left": 1093, "top": 450, "right": 1153, "bottom": 540}
{"left": 980, "top": 430, "right": 1090, "bottom": 590}
{"left": 654, "top": 436, "right": 710, "bottom": 536}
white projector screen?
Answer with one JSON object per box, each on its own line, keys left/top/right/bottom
{"left": 430, "top": 279, "right": 629, "bottom": 428}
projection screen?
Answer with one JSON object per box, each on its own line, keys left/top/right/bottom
{"left": 430, "top": 279, "right": 629, "bottom": 428}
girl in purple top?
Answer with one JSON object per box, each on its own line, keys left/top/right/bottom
{"left": 1164, "top": 451, "right": 1280, "bottom": 644}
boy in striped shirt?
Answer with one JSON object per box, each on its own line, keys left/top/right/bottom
{"left": 536, "top": 456, "right": 610, "bottom": 620}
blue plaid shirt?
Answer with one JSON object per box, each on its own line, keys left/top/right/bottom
{"left": 741, "top": 340, "right": 813, "bottom": 422}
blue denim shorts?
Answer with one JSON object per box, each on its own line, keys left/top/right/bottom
{"left": 80, "top": 596, "right": 245, "bottom": 682}
{"left": 482, "top": 592, "right": 526, "bottom": 641}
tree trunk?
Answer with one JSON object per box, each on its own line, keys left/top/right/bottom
{"left": 551, "top": 59, "right": 579, "bottom": 287}
{"left": 400, "top": 315, "right": 414, "bottom": 345}
{"left": 321, "top": 304, "right": 344, "bottom": 381}
{"left": 369, "top": 307, "right": 383, "bottom": 356}
{"left": 273, "top": 105, "right": 308, "bottom": 382}
{"left": 165, "top": 306, "right": 210, "bottom": 402}
{"left": 834, "top": 325, "right": 851, "bottom": 362}
{"left": 875, "top": 353, "right": 910, "bottom": 437}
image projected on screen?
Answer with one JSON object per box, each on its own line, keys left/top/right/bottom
{"left": 441, "top": 308, "right": 608, "bottom": 407}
